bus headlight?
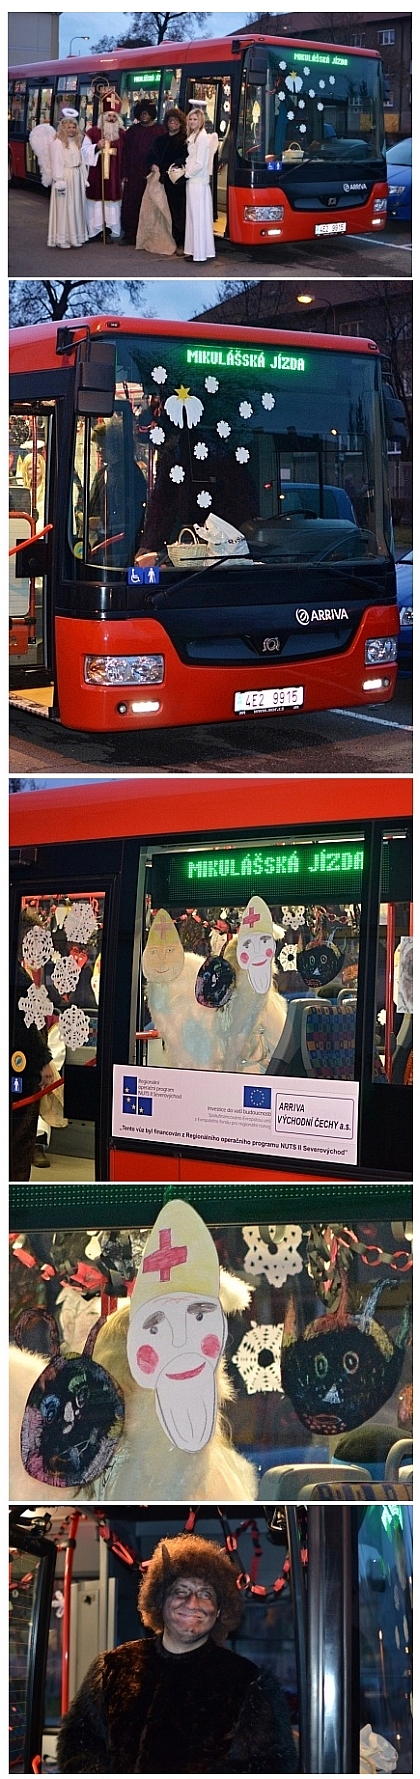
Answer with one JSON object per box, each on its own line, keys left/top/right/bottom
{"left": 373, "top": 198, "right": 388, "bottom": 213}
{"left": 365, "top": 638, "right": 398, "bottom": 664}
{"left": 244, "top": 205, "right": 284, "bottom": 222}
{"left": 84, "top": 655, "right": 164, "bottom": 685}
{"left": 399, "top": 607, "right": 413, "bottom": 627}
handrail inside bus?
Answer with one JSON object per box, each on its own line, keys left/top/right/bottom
{"left": 9, "top": 523, "right": 53, "bottom": 559}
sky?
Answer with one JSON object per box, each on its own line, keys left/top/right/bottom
{"left": 59, "top": 11, "right": 251, "bottom": 56}
{"left": 132, "top": 279, "right": 224, "bottom": 319}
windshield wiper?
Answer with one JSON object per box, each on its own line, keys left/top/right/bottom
{"left": 143, "top": 553, "right": 253, "bottom": 604}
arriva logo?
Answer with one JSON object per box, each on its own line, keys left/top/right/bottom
{"left": 343, "top": 181, "right": 367, "bottom": 193}
{"left": 296, "top": 607, "right": 349, "bottom": 625}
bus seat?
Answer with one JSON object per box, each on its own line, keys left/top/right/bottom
{"left": 297, "top": 1481, "right": 413, "bottom": 1501}
{"left": 258, "top": 1461, "right": 372, "bottom": 1500}
{"left": 384, "top": 1438, "right": 413, "bottom": 1484}
{"left": 265, "top": 997, "right": 314, "bottom": 1076}
{"left": 301, "top": 1002, "right": 356, "bottom": 1080}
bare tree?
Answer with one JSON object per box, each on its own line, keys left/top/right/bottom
{"left": 9, "top": 280, "right": 153, "bottom": 327}
{"left": 91, "top": 12, "right": 210, "bottom": 52}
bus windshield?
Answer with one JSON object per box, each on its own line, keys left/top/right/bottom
{"left": 239, "top": 46, "right": 384, "bottom": 168}
{"left": 70, "top": 336, "right": 392, "bottom": 575}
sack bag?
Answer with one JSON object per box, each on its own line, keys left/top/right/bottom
{"left": 136, "top": 165, "right": 176, "bottom": 255}
{"left": 194, "top": 511, "right": 250, "bottom": 564}
{"left": 15, "top": 1309, "right": 124, "bottom": 1488}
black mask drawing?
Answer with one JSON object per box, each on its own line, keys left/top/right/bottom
{"left": 280, "top": 1280, "right": 411, "bottom": 1434}
{"left": 16, "top": 1310, "right": 124, "bottom": 1487}
{"left": 195, "top": 953, "right": 235, "bottom": 1009}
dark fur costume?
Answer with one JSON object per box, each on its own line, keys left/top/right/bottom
{"left": 57, "top": 1634, "right": 297, "bottom": 1773}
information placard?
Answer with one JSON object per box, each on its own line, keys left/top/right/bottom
{"left": 112, "top": 1066, "right": 359, "bottom": 1167}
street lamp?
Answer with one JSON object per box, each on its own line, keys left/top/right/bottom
{"left": 296, "top": 292, "right": 337, "bottom": 332}
{"left": 69, "top": 36, "right": 90, "bottom": 56}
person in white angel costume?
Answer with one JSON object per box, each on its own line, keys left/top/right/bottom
{"left": 184, "top": 106, "right": 218, "bottom": 262}
{"left": 29, "top": 109, "right": 89, "bottom": 249}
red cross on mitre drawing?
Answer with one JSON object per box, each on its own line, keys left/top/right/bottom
{"left": 242, "top": 905, "right": 261, "bottom": 929}
{"left": 142, "top": 1227, "right": 188, "bottom": 1283}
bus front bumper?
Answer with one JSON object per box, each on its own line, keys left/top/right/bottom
{"left": 228, "top": 182, "right": 388, "bottom": 245}
{"left": 54, "top": 607, "right": 399, "bottom": 732}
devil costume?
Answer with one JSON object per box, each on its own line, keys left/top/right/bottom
{"left": 56, "top": 1635, "right": 297, "bottom": 1773}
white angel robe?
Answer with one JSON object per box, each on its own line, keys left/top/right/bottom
{"left": 47, "top": 137, "right": 89, "bottom": 249}
{"left": 184, "top": 128, "right": 218, "bottom": 262}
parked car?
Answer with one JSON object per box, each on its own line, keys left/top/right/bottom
{"left": 386, "top": 138, "right": 412, "bottom": 222}
{"left": 396, "top": 549, "right": 413, "bottom": 669}
{"left": 279, "top": 483, "right": 356, "bottom": 522}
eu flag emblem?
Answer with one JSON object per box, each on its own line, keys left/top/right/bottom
{"left": 243, "top": 1085, "right": 272, "bottom": 1110}
{"left": 138, "top": 1095, "right": 153, "bottom": 1116}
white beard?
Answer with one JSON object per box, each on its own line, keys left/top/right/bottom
{"left": 247, "top": 957, "right": 272, "bottom": 994}
{"left": 155, "top": 1359, "right": 217, "bottom": 1451}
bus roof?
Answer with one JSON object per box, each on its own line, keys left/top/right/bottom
{"left": 9, "top": 35, "right": 382, "bottom": 80}
{"left": 10, "top": 778, "right": 412, "bottom": 850}
{"left": 9, "top": 316, "right": 380, "bottom": 375}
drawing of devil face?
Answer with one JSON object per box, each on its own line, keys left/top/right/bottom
{"left": 127, "top": 1292, "right": 227, "bottom": 1451}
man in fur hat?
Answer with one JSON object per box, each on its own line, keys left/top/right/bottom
{"left": 84, "top": 90, "right": 125, "bottom": 238}
{"left": 57, "top": 1531, "right": 297, "bottom": 1772}
{"left": 120, "top": 99, "right": 165, "bottom": 243}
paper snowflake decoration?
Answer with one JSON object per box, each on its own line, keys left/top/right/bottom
{"left": 151, "top": 365, "right": 167, "bottom": 384}
{"left": 303, "top": 66, "right": 310, "bottom": 75}
{"left": 197, "top": 491, "right": 212, "bottom": 509}
{"left": 279, "top": 60, "right": 286, "bottom": 70}
{"left": 164, "top": 387, "right": 203, "bottom": 429}
{"left": 64, "top": 902, "right": 97, "bottom": 944}
{"left": 298, "top": 100, "right": 305, "bottom": 109}
{"left": 232, "top": 1322, "right": 285, "bottom": 1394}
{"left": 242, "top": 1225, "right": 303, "bottom": 1288}
{"left": 205, "top": 375, "right": 219, "bottom": 393}
{"left": 279, "top": 942, "right": 298, "bottom": 973}
{"left": 287, "top": 111, "right": 294, "bottom": 121}
{"left": 236, "top": 447, "right": 250, "bottom": 464}
{"left": 309, "top": 89, "right": 315, "bottom": 98}
{"left": 279, "top": 92, "right": 285, "bottom": 102}
{"left": 52, "top": 1591, "right": 65, "bottom": 1621}
{"left": 51, "top": 955, "right": 82, "bottom": 996}
{"left": 216, "top": 420, "right": 231, "bottom": 439}
{"left": 317, "top": 103, "right": 324, "bottom": 112}
{"left": 170, "top": 464, "right": 185, "bottom": 484}
{"left": 239, "top": 401, "right": 253, "bottom": 418}
{"left": 22, "top": 926, "right": 54, "bottom": 969}
{"left": 329, "top": 76, "right": 335, "bottom": 85}
{"left": 319, "top": 80, "right": 325, "bottom": 90}
{"left": 18, "top": 982, "right": 53, "bottom": 1031}
{"left": 59, "top": 1004, "right": 91, "bottom": 1050}
{"left": 262, "top": 393, "right": 275, "bottom": 411}
{"left": 299, "top": 126, "right": 307, "bottom": 134}
{"left": 149, "top": 426, "right": 165, "bottom": 445}
{"left": 281, "top": 906, "right": 305, "bottom": 931}
{"left": 194, "top": 441, "right": 208, "bottom": 460}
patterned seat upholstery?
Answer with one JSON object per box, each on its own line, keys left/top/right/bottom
{"left": 301, "top": 1003, "right": 386, "bottom": 1081}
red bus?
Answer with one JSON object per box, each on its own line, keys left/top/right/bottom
{"left": 9, "top": 314, "right": 403, "bottom": 731}
{"left": 8, "top": 34, "right": 389, "bottom": 248}
{"left": 10, "top": 776, "right": 412, "bottom": 1193}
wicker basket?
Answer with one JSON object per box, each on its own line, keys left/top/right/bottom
{"left": 167, "top": 525, "right": 209, "bottom": 567}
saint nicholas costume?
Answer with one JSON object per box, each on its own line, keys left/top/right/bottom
{"left": 84, "top": 92, "right": 125, "bottom": 238}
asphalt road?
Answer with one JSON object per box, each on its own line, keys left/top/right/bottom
{"left": 9, "top": 185, "right": 412, "bottom": 278}
{"left": 9, "top": 676, "right": 412, "bottom": 774}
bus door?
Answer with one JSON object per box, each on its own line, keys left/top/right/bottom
{"left": 10, "top": 837, "right": 141, "bottom": 1183}
{"left": 25, "top": 84, "right": 41, "bottom": 176}
{"left": 184, "top": 71, "right": 232, "bottom": 230}
{"left": 9, "top": 1519, "right": 56, "bottom": 1774}
{"left": 9, "top": 405, "right": 56, "bottom": 713}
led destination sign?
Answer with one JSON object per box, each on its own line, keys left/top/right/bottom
{"left": 155, "top": 843, "right": 366, "bottom": 908}
{"left": 186, "top": 347, "right": 306, "bottom": 372}
{"left": 293, "top": 51, "right": 349, "bottom": 67}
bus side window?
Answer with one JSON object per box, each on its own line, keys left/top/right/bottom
{"left": 10, "top": 80, "right": 27, "bottom": 131}
{"left": 236, "top": 75, "right": 264, "bottom": 160}
{"left": 120, "top": 71, "right": 161, "bottom": 124}
{"left": 160, "top": 67, "right": 182, "bottom": 118}
{"left": 40, "top": 86, "right": 53, "bottom": 125}
{"left": 374, "top": 834, "right": 413, "bottom": 1085}
{"left": 77, "top": 83, "right": 94, "bottom": 136}
{"left": 54, "top": 75, "right": 78, "bottom": 131}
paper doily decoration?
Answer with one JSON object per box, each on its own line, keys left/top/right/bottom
{"left": 22, "top": 927, "right": 54, "bottom": 969}
{"left": 51, "top": 955, "right": 82, "bottom": 996}
{"left": 149, "top": 426, "right": 165, "bottom": 445}
{"left": 239, "top": 401, "right": 253, "bottom": 419}
{"left": 170, "top": 464, "right": 185, "bottom": 483}
{"left": 194, "top": 441, "right": 208, "bottom": 460}
{"left": 262, "top": 393, "right": 275, "bottom": 411}
{"left": 279, "top": 942, "right": 298, "bottom": 973}
{"left": 64, "top": 902, "right": 97, "bottom": 944}
{"left": 151, "top": 365, "right": 167, "bottom": 384}
{"left": 59, "top": 1005, "right": 91, "bottom": 1050}
{"left": 197, "top": 490, "right": 212, "bottom": 509}
{"left": 232, "top": 1322, "right": 284, "bottom": 1394}
{"left": 236, "top": 447, "right": 250, "bottom": 464}
{"left": 217, "top": 420, "right": 231, "bottom": 439}
{"left": 242, "top": 1225, "right": 303, "bottom": 1287}
{"left": 18, "top": 982, "right": 53, "bottom": 1031}
{"left": 205, "top": 376, "right": 219, "bottom": 393}
{"left": 281, "top": 906, "right": 305, "bottom": 931}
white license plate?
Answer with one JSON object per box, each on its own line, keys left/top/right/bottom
{"left": 315, "top": 221, "right": 347, "bottom": 235}
{"left": 234, "top": 686, "right": 304, "bottom": 715}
